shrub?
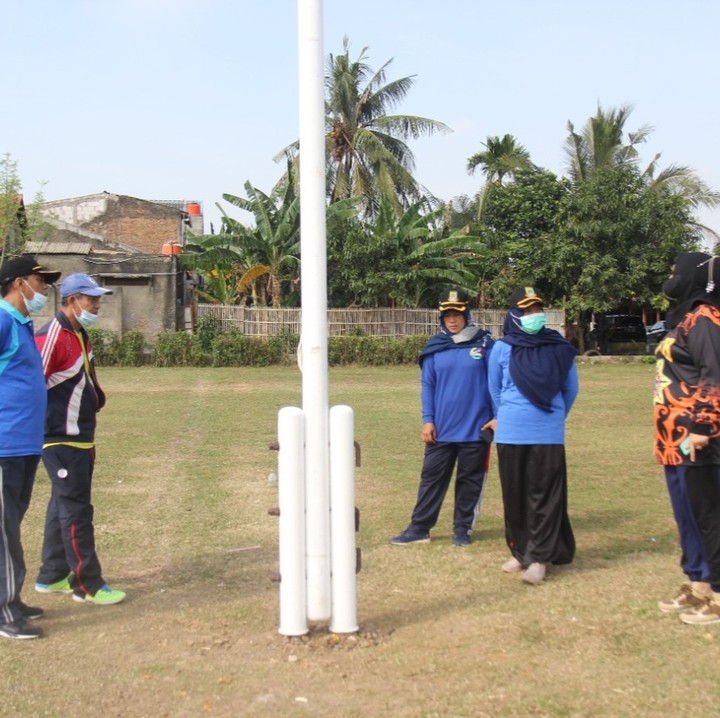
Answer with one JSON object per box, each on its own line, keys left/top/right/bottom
{"left": 267, "top": 329, "right": 300, "bottom": 365}
{"left": 195, "top": 314, "right": 222, "bottom": 353}
{"left": 211, "top": 329, "right": 276, "bottom": 367}
{"left": 119, "top": 329, "right": 146, "bottom": 367}
{"left": 89, "top": 328, "right": 429, "bottom": 367}
{"left": 328, "top": 336, "right": 427, "bottom": 366}
{"left": 88, "top": 328, "right": 121, "bottom": 366}
{"left": 151, "top": 331, "right": 194, "bottom": 367}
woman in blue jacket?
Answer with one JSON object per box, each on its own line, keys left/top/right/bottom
{"left": 485, "top": 287, "right": 579, "bottom": 584}
{"left": 390, "top": 288, "right": 494, "bottom": 546}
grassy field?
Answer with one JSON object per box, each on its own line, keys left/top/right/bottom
{"left": 2, "top": 363, "right": 720, "bottom": 717}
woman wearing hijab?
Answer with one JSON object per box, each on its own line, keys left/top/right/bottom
{"left": 654, "top": 252, "right": 720, "bottom": 625}
{"left": 485, "top": 287, "right": 579, "bottom": 584}
{"left": 390, "top": 288, "right": 495, "bottom": 546}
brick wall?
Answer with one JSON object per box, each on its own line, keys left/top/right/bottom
{"left": 41, "top": 193, "right": 185, "bottom": 254}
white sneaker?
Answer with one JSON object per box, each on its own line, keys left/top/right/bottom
{"left": 522, "top": 563, "right": 546, "bottom": 585}
{"left": 502, "top": 556, "right": 522, "bottom": 573}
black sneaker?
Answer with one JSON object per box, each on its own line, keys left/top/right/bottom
{"left": 0, "top": 620, "right": 43, "bottom": 640}
{"left": 18, "top": 601, "right": 44, "bottom": 620}
{"left": 389, "top": 527, "right": 430, "bottom": 545}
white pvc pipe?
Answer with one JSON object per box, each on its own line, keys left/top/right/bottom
{"left": 297, "top": 0, "right": 331, "bottom": 621}
{"left": 278, "top": 407, "right": 308, "bottom": 636}
{"left": 329, "top": 405, "right": 358, "bottom": 633}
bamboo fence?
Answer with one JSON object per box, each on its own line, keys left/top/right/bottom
{"left": 196, "top": 304, "right": 567, "bottom": 339}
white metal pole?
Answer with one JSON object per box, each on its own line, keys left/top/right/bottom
{"left": 297, "top": 0, "right": 331, "bottom": 621}
{"left": 278, "top": 407, "right": 308, "bottom": 636}
{"left": 329, "top": 405, "right": 358, "bottom": 633}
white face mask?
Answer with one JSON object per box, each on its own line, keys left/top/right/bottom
{"left": 22, "top": 279, "right": 48, "bottom": 314}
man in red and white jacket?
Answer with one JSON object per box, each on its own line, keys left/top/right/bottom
{"left": 33, "top": 273, "right": 126, "bottom": 606}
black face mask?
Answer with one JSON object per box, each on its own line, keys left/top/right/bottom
{"left": 662, "top": 274, "right": 682, "bottom": 302}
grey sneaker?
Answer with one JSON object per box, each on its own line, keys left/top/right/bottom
{"left": 0, "top": 620, "right": 43, "bottom": 640}
{"left": 390, "top": 528, "right": 430, "bottom": 545}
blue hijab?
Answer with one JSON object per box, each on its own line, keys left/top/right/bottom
{"left": 501, "top": 308, "right": 578, "bottom": 412}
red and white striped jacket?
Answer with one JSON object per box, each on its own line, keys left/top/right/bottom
{"left": 35, "top": 311, "right": 106, "bottom": 446}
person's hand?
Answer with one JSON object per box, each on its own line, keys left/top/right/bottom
{"left": 688, "top": 432, "right": 710, "bottom": 462}
{"left": 421, "top": 422, "right": 437, "bottom": 444}
{"left": 481, "top": 418, "right": 497, "bottom": 434}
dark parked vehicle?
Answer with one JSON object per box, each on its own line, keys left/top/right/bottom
{"left": 586, "top": 314, "right": 647, "bottom": 355}
{"left": 646, "top": 320, "right": 668, "bottom": 351}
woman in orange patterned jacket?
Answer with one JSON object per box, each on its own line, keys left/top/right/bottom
{"left": 654, "top": 252, "right": 720, "bottom": 625}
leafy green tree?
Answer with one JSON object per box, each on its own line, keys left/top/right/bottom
{"left": 558, "top": 104, "right": 717, "bottom": 346}
{"left": 520, "top": 164, "right": 696, "bottom": 353}
{"left": 474, "top": 161, "right": 697, "bottom": 351}
{"left": 1, "top": 155, "right": 57, "bottom": 262}
{"left": 279, "top": 36, "right": 449, "bottom": 218}
{"left": 554, "top": 165, "right": 697, "bottom": 316}
{"left": 475, "top": 169, "right": 571, "bottom": 308}
{"left": 0, "top": 153, "right": 24, "bottom": 261}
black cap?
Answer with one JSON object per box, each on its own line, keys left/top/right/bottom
{"left": 0, "top": 255, "right": 61, "bottom": 286}
{"left": 438, "top": 288, "right": 469, "bottom": 312}
{"left": 509, "top": 286, "right": 543, "bottom": 310}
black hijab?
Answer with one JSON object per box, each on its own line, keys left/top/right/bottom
{"left": 501, "top": 308, "right": 578, "bottom": 412}
{"left": 664, "top": 252, "right": 720, "bottom": 329}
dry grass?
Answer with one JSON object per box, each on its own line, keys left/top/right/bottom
{"left": 2, "top": 364, "right": 720, "bottom": 717}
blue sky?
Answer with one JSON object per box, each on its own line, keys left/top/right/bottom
{"left": 3, "top": 0, "right": 719, "bottom": 238}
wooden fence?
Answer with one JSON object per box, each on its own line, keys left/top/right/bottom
{"left": 196, "top": 304, "right": 566, "bottom": 339}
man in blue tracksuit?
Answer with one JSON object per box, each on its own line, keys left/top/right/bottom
{"left": 0, "top": 255, "right": 61, "bottom": 640}
{"left": 390, "top": 289, "right": 495, "bottom": 546}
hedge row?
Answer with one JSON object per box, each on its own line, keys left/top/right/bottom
{"left": 88, "top": 317, "right": 429, "bottom": 368}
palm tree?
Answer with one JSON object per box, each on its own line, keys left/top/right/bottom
{"left": 565, "top": 103, "right": 720, "bottom": 211}
{"left": 564, "top": 104, "right": 651, "bottom": 183}
{"left": 278, "top": 36, "right": 449, "bottom": 218}
{"left": 467, "top": 134, "right": 533, "bottom": 185}
{"left": 465, "top": 134, "right": 533, "bottom": 222}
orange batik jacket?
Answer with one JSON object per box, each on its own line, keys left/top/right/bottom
{"left": 654, "top": 304, "right": 720, "bottom": 466}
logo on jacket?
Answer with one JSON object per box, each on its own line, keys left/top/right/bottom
{"left": 469, "top": 347, "right": 485, "bottom": 360}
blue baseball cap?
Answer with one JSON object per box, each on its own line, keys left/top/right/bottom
{"left": 60, "top": 273, "right": 113, "bottom": 298}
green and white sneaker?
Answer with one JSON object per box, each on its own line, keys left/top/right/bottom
{"left": 35, "top": 576, "right": 73, "bottom": 594}
{"left": 73, "top": 584, "right": 126, "bottom": 606}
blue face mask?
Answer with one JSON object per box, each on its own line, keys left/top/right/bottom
{"left": 22, "top": 280, "right": 48, "bottom": 314}
{"left": 77, "top": 309, "right": 98, "bottom": 329}
{"left": 520, "top": 312, "right": 546, "bottom": 334}
{"left": 72, "top": 299, "right": 99, "bottom": 329}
